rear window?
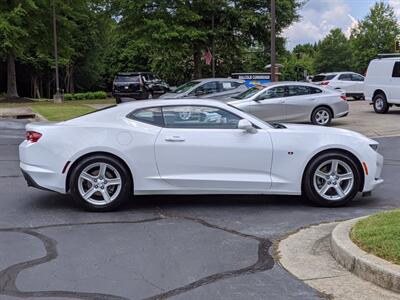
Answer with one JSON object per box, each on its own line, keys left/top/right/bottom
{"left": 312, "top": 75, "right": 335, "bottom": 82}
{"left": 115, "top": 76, "right": 140, "bottom": 83}
{"left": 392, "top": 62, "right": 400, "bottom": 78}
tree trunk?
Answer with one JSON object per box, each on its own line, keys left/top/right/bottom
{"left": 7, "top": 53, "right": 19, "bottom": 98}
{"left": 193, "top": 48, "right": 202, "bottom": 79}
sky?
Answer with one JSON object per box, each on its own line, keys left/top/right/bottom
{"left": 283, "top": 0, "right": 400, "bottom": 50}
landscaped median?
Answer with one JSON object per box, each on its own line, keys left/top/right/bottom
{"left": 0, "top": 99, "right": 114, "bottom": 121}
{"left": 331, "top": 211, "right": 400, "bottom": 292}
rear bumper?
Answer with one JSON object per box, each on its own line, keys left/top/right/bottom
{"left": 332, "top": 101, "right": 349, "bottom": 119}
{"left": 20, "top": 161, "right": 66, "bottom": 194}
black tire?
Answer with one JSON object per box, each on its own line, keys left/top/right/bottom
{"left": 311, "top": 106, "right": 332, "bottom": 126}
{"left": 115, "top": 97, "right": 122, "bottom": 104}
{"left": 70, "top": 155, "right": 132, "bottom": 212}
{"left": 303, "top": 152, "right": 361, "bottom": 207}
{"left": 373, "top": 93, "right": 389, "bottom": 114}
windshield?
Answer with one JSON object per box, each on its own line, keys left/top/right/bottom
{"left": 115, "top": 76, "right": 140, "bottom": 83}
{"left": 172, "top": 81, "right": 200, "bottom": 93}
{"left": 233, "top": 87, "right": 261, "bottom": 99}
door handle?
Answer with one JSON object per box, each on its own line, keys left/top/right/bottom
{"left": 165, "top": 136, "right": 186, "bottom": 142}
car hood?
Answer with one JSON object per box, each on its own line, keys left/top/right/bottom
{"left": 281, "top": 123, "right": 377, "bottom": 144}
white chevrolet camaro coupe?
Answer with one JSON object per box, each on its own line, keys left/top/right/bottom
{"left": 19, "top": 99, "right": 383, "bottom": 211}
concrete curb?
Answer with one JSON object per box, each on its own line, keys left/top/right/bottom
{"left": 331, "top": 217, "right": 400, "bottom": 292}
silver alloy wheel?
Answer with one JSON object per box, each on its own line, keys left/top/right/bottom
{"left": 78, "top": 162, "right": 122, "bottom": 205}
{"left": 315, "top": 109, "right": 330, "bottom": 125}
{"left": 313, "top": 159, "right": 354, "bottom": 201}
{"left": 375, "top": 98, "right": 384, "bottom": 110}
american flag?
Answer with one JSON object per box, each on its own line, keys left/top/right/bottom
{"left": 204, "top": 48, "right": 212, "bottom": 65}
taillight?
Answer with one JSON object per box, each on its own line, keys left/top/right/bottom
{"left": 340, "top": 95, "right": 347, "bottom": 101}
{"left": 321, "top": 81, "right": 329, "bottom": 85}
{"left": 26, "top": 131, "right": 42, "bottom": 143}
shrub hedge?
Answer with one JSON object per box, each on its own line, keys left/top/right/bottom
{"left": 64, "top": 91, "right": 107, "bottom": 101}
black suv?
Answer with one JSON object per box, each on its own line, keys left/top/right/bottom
{"left": 112, "top": 72, "right": 170, "bottom": 103}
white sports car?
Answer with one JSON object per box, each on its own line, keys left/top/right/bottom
{"left": 19, "top": 99, "right": 384, "bottom": 211}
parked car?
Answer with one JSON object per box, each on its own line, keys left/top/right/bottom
{"left": 112, "top": 72, "right": 170, "bottom": 103}
{"left": 159, "top": 78, "right": 247, "bottom": 99}
{"left": 364, "top": 55, "right": 400, "bottom": 113}
{"left": 20, "top": 99, "right": 383, "bottom": 211}
{"left": 312, "top": 72, "right": 365, "bottom": 100}
{"left": 226, "top": 82, "right": 348, "bottom": 126}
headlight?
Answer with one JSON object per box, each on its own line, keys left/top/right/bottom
{"left": 370, "top": 144, "right": 379, "bottom": 151}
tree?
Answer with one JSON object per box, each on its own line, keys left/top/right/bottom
{"left": 0, "top": 1, "right": 39, "bottom": 98}
{"left": 314, "top": 28, "right": 352, "bottom": 73}
{"left": 350, "top": 2, "right": 400, "bottom": 73}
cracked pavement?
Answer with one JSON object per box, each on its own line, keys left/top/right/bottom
{"left": 0, "top": 119, "right": 400, "bottom": 300}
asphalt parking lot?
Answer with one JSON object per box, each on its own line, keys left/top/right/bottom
{"left": 0, "top": 101, "right": 400, "bottom": 300}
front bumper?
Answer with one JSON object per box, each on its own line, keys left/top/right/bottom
{"left": 362, "top": 151, "right": 384, "bottom": 193}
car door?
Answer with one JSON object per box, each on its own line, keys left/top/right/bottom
{"left": 284, "top": 85, "right": 319, "bottom": 122}
{"left": 350, "top": 73, "right": 365, "bottom": 94}
{"left": 337, "top": 73, "right": 356, "bottom": 94}
{"left": 390, "top": 62, "right": 400, "bottom": 102}
{"left": 155, "top": 105, "right": 272, "bottom": 190}
{"left": 247, "top": 86, "right": 287, "bottom": 121}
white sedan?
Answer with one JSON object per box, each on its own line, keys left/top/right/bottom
{"left": 19, "top": 99, "right": 383, "bottom": 211}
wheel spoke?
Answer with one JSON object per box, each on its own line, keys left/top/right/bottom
{"left": 331, "top": 160, "right": 339, "bottom": 173}
{"left": 315, "top": 170, "right": 328, "bottom": 179}
{"left": 83, "top": 187, "right": 96, "bottom": 200}
{"left": 334, "top": 185, "right": 345, "bottom": 198}
{"left": 99, "top": 163, "right": 107, "bottom": 178}
{"left": 81, "top": 172, "right": 95, "bottom": 183}
{"left": 338, "top": 172, "right": 353, "bottom": 182}
{"left": 319, "top": 183, "right": 330, "bottom": 195}
{"left": 101, "top": 189, "right": 111, "bottom": 203}
{"left": 106, "top": 178, "right": 121, "bottom": 186}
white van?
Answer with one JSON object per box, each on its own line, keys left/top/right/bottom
{"left": 364, "top": 55, "right": 400, "bottom": 113}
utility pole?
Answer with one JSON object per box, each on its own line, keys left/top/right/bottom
{"left": 270, "top": 0, "right": 276, "bottom": 82}
{"left": 52, "top": 0, "right": 62, "bottom": 103}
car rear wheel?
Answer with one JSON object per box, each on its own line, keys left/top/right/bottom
{"left": 311, "top": 107, "right": 332, "bottom": 126}
{"left": 373, "top": 93, "right": 389, "bottom": 114}
{"left": 303, "top": 152, "right": 361, "bottom": 207}
{"left": 70, "top": 155, "right": 132, "bottom": 211}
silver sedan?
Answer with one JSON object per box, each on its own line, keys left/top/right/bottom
{"left": 226, "top": 82, "right": 349, "bottom": 126}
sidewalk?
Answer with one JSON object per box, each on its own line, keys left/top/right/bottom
{"left": 277, "top": 222, "right": 400, "bottom": 300}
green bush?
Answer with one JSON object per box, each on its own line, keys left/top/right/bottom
{"left": 63, "top": 91, "right": 107, "bottom": 101}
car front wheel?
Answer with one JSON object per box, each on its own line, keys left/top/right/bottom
{"left": 303, "top": 152, "right": 361, "bottom": 207}
{"left": 311, "top": 107, "right": 332, "bottom": 126}
{"left": 373, "top": 93, "right": 389, "bottom": 114}
{"left": 70, "top": 155, "right": 132, "bottom": 211}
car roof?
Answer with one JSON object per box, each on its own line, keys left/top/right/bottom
{"left": 192, "top": 78, "right": 244, "bottom": 83}
{"left": 255, "top": 81, "right": 323, "bottom": 88}
{"left": 119, "top": 98, "right": 230, "bottom": 109}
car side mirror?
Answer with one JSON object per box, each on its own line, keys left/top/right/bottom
{"left": 238, "top": 119, "right": 257, "bottom": 133}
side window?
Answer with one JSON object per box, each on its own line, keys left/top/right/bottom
{"left": 351, "top": 74, "right": 364, "bottom": 81}
{"left": 221, "top": 81, "right": 239, "bottom": 91}
{"left": 127, "top": 107, "right": 163, "bottom": 127}
{"left": 288, "top": 86, "right": 309, "bottom": 96}
{"left": 308, "top": 87, "right": 322, "bottom": 94}
{"left": 392, "top": 62, "right": 400, "bottom": 78}
{"left": 190, "top": 81, "right": 220, "bottom": 95}
{"left": 338, "top": 74, "right": 352, "bottom": 81}
{"left": 162, "top": 106, "right": 241, "bottom": 129}
{"left": 258, "top": 86, "right": 286, "bottom": 100}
